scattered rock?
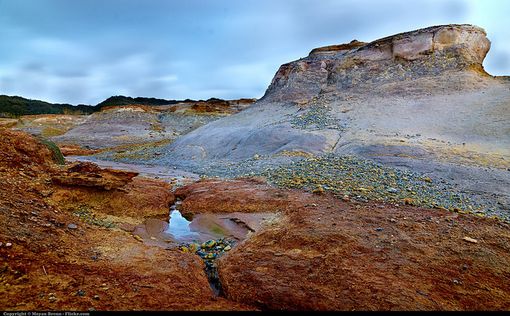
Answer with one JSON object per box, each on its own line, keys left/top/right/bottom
{"left": 118, "top": 223, "right": 136, "bottom": 232}
{"left": 422, "top": 177, "right": 433, "bottom": 183}
{"left": 48, "top": 293, "right": 57, "bottom": 302}
{"left": 312, "top": 185, "right": 325, "bottom": 195}
{"left": 67, "top": 223, "right": 78, "bottom": 230}
{"left": 202, "top": 240, "right": 217, "bottom": 249}
{"left": 463, "top": 236, "right": 478, "bottom": 244}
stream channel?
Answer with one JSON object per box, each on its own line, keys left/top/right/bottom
{"left": 67, "top": 156, "right": 275, "bottom": 295}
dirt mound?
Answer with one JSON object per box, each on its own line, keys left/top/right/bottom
{"left": 0, "top": 128, "right": 56, "bottom": 171}
{"left": 174, "top": 179, "right": 510, "bottom": 310}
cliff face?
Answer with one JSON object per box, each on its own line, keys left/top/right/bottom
{"left": 263, "top": 24, "right": 490, "bottom": 103}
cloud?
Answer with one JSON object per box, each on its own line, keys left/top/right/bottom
{"left": 0, "top": 0, "right": 508, "bottom": 104}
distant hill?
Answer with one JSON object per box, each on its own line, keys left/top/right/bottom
{"left": 0, "top": 95, "right": 95, "bottom": 117}
{"left": 0, "top": 94, "right": 255, "bottom": 117}
{"left": 95, "top": 96, "right": 184, "bottom": 109}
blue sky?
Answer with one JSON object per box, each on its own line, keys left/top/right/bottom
{"left": 0, "top": 0, "right": 509, "bottom": 104}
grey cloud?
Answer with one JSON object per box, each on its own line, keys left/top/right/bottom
{"left": 0, "top": 0, "right": 508, "bottom": 104}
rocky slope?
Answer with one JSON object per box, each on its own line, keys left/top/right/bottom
{"left": 50, "top": 99, "right": 255, "bottom": 151}
{"left": 161, "top": 24, "right": 508, "bottom": 162}
{"left": 142, "top": 24, "right": 509, "bottom": 218}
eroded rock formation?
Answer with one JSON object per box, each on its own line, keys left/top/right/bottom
{"left": 51, "top": 162, "right": 139, "bottom": 190}
{"left": 159, "top": 24, "right": 509, "bottom": 174}
{"left": 264, "top": 24, "right": 490, "bottom": 103}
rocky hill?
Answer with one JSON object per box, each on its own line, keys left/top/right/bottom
{"left": 49, "top": 98, "right": 256, "bottom": 150}
{"left": 143, "top": 24, "right": 509, "bottom": 218}
{"left": 164, "top": 24, "right": 508, "bottom": 161}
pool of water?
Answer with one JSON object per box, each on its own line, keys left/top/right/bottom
{"left": 132, "top": 201, "right": 276, "bottom": 247}
{"left": 166, "top": 207, "right": 200, "bottom": 240}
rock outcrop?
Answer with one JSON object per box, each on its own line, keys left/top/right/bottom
{"left": 51, "top": 162, "right": 139, "bottom": 190}
{"left": 263, "top": 24, "right": 490, "bottom": 103}
{"left": 156, "top": 24, "right": 508, "bottom": 164}
{"left": 148, "top": 24, "right": 509, "bottom": 215}
{"left": 218, "top": 188, "right": 510, "bottom": 310}
{"left": 174, "top": 178, "right": 291, "bottom": 217}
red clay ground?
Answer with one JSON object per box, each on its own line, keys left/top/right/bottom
{"left": 0, "top": 129, "right": 252, "bottom": 311}
{"left": 178, "top": 179, "right": 510, "bottom": 311}
{"left": 1, "top": 129, "right": 510, "bottom": 311}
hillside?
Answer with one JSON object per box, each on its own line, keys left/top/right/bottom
{"left": 125, "top": 24, "right": 510, "bottom": 219}
{"left": 0, "top": 95, "right": 95, "bottom": 117}
{"left": 0, "top": 94, "right": 256, "bottom": 117}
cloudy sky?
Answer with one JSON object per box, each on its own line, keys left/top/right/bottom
{"left": 0, "top": 0, "right": 509, "bottom": 105}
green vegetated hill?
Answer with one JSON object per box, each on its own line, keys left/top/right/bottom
{"left": 0, "top": 95, "right": 95, "bottom": 117}
{"left": 0, "top": 95, "right": 185, "bottom": 117}
{"left": 0, "top": 94, "right": 251, "bottom": 117}
{"left": 95, "top": 96, "right": 184, "bottom": 109}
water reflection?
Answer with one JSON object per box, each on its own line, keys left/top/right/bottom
{"left": 166, "top": 209, "right": 200, "bottom": 240}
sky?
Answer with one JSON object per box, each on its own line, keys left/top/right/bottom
{"left": 0, "top": 0, "right": 509, "bottom": 105}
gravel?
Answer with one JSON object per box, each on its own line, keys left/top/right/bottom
{"left": 91, "top": 150, "right": 508, "bottom": 222}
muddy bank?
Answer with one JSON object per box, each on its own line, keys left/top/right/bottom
{"left": 0, "top": 129, "right": 253, "bottom": 311}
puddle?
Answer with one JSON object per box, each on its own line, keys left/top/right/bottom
{"left": 132, "top": 201, "right": 274, "bottom": 246}
{"left": 130, "top": 201, "right": 277, "bottom": 296}
{"left": 166, "top": 203, "right": 200, "bottom": 240}
{"left": 67, "top": 156, "right": 276, "bottom": 296}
